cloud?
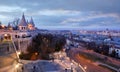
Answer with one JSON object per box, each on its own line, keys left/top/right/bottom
{"left": 1, "top": 0, "right": 120, "bottom": 13}
{"left": 0, "top": 5, "right": 27, "bottom": 24}
{"left": 0, "top": 0, "right": 120, "bottom": 29}
{"left": 38, "top": 9, "right": 81, "bottom": 16}
{"left": 0, "top": 15, "right": 12, "bottom": 24}
{"left": 0, "top": 15, "right": 7, "bottom": 19}
{"left": 26, "top": 9, "right": 81, "bottom": 16}
{"left": 61, "top": 13, "right": 120, "bottom": 24}
{"left": 0, "top": 5, "right": 27, "bottom": 12}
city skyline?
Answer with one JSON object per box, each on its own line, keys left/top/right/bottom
{"left": 0, "top": 0, "right": 120, "bottom": 30}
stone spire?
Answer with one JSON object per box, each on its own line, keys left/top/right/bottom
{"left": 18, "top": 13, "right": 27, "bottom": 26}
{"left": 29, "top": 17, "right": 35, "bottom": 26}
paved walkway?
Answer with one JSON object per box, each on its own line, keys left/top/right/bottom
{"left": 21, "top": 60, "right": 63, "bottom": 72}
{"left": 21, "top": 51, "right": 85, "bottom": 72}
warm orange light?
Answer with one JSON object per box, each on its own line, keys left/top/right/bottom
{"left": 15, "top": 63, "right": 19, "bottom": 68}
{"left": 84, "top": 65, "right": 87, "bottom": 70}
{"left": 17, "top": 51, "right": 21, "bottom": 55}
{"left": 28, "top": 24, "right": 34, "bottom": 30}
{"left": 35, "top": 52, "right": 38, "bottom": 55}
{"left": 4, "top": 34, "right": 7, "bottom": 36}
{"left": 1, "top": 25, "right": 5, "bottom": 28}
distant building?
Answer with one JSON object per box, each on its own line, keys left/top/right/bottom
{"left": 109, "top": 45, "right": 120, "bottom": 58}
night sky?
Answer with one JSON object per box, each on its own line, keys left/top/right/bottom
{"left": 0, "top": 0, "right": 120, "bottom": 30}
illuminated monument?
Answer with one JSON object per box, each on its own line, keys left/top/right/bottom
{"left": 18, "top": 13, "right": 35, "bottom": 31}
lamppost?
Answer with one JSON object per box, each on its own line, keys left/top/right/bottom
{"left": 71, "top": 63, "right": 73, "bottom": 72}
{"left": 78, "top": 64, "right": 87, "bottom": 72}
{"left": 84, "top": 65, "right": 87, "bottom": 70}
{"left": 59, "top": 54, "right": 62, "bottom": 62}
{"left": 83, "top": 65, "right": 87, "bottom": 72}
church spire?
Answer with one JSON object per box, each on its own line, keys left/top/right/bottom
{"left": 29, "top": 17, "right": 35, "bottom": 26}
{"left": 18, "top": 13, "right": 27, "bottom": 26}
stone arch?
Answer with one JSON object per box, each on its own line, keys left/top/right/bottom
{"left": 2, "top": 34, "right": 12, "bottom": 41}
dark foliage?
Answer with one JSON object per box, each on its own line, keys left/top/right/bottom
{"left": 21, "top": 33, "right": 66, "bottom": 60}
{"left": 85, "top": 41, "right": 119, "bottom": 58}
{"left": 19, "top": 52, "right": 32, "bottom": 60}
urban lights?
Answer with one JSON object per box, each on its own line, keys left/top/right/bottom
{"left": 71, "top": 63, "right": 73, "bottom": 72}
{"left": 15, "top": 63, "right": 23, "bottom": 72}
{"left": 15, "top": 63, "right": 20, "bottom": 68}
{"left": 1, "top": 24, "right": 5, "bottom": 28}
{"left": 17, "top": 51, "right": 21, "bottom": 55}
{"left": 84, "top": 65, "right": 87, "bottom": 70}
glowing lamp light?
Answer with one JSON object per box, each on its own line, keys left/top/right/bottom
{"left": 1, "top": 25, "right": 5, "bottom": 28}
{"left": 35, "top": 52, "right": 38, "bottom": 55}
{"left": 84, "top": 65, "right": 87, "bottom": 70}
{"left": 4, "top": 34, "right": 8, "bottom": 36}
{"left": 17, "top": 51, "right": 21, "bottom": 55}
{"left": 71, "top": 63, "right": 73, "bottom": 66}
{"left": 15, "top": 63, "right": 19, "bottom": 68}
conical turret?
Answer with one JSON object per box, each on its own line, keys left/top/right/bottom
{"left": 18, "top": 13, "right": 28, "bottom": 31}
{"left": 27, "top": 17, "right": 35, "bottom": 30}
{"left": 29, "top": 17, "right": 35, "bottom": 26}
{"left": 18, "top": 13, "right": 27, "bottom": 26}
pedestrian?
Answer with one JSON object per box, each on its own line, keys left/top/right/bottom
{"left": 116, "top": 50, "right": 119, "bottom": 58}
{"left": 33, "top": 65, "right": 35, "bottom": 72}
{"left": 33, "top": 65, "right": 37, "bottom": 72}
{"left": 52, "top": 58, "right": 54, "bottom": 62}
{"left": 65, "top": 68, "right": 67, "bottom": 72}
{"left": 21, "top": 66, "right": 24, "bottom": 72}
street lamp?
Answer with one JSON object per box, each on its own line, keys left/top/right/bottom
{"left": 15, "top": 63, "right": 20, "bottom": 68}
{"left": 78, "top": 64, "right": 87, "bottom": 72}
{"left": 17, "top": 51, "right": 21, "bottom": 55}
{"left": 84, "top": 65, "right": 87, "bottom": 70}
{"left": 71, "top": 63, "right": 73, "bottom": 72}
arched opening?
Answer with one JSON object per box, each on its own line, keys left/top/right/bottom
{"left": 3, "top": 34, "right": 12, "bottom": 41}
